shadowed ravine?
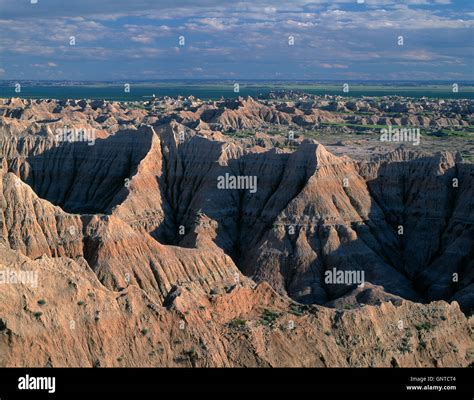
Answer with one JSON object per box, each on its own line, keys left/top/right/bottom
{"left": 2, "top": 125, "right": 473, "bottom": 313}
{"left": 0, "top": 97, "right": 472, "bottom": 368}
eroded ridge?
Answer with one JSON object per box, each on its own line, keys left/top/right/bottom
{"left": 0, "top": 97, "right": 472, "bottom": 368}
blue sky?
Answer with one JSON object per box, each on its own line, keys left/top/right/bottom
{"left": 0, "top": 0, "right": 472, "bottom": 81}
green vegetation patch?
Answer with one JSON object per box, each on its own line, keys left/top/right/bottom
{"left": 225, "top": 130, "right": 255, "bottom": 138}
{"left": 415, "top": 322, "right": 435, "bottom": 331}
{"left": 228, "top": 319, "right": 246, "bottom": 329}
{"left": 398, "top": 337, "right": 412, "bottom": 354}
{"left": 260, "top": 309, "right": 281, "bottom": 326}
{"left": 289, "top": 303, "right": 306, "bottom": 316}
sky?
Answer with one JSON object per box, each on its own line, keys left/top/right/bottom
{"left": 0, "top": 0, "right": 473, "bottom": 81}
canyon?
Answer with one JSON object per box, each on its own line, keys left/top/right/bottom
{"left": 0, "top": 96, "right": 472, "bottom": 367}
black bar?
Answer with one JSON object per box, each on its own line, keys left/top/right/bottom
{"left": 0, "top": 368, "right": 472, "bottom": 397}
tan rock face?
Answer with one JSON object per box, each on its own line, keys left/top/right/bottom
{"left": 0, "top": 98, "right": 472, "bottom": 367}
{"left": 0, "top": 244, "right": 472, "bottom": 367}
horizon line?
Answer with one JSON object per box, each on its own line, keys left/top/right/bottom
{"left": 1, "top": 79, "right": 474, "bottom": 84}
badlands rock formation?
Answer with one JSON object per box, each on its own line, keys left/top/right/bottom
{"left": 0, "top": 97, "right": 472, "bottom": 367}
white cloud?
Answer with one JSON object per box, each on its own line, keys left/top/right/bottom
{"left": 319, "top": 63, "right": 349, "bottom": 69}
{"left": 31, "top": 62, "right": 58, "bottom": 68}
{"left": 131, "top": 35, "right": 154, "bottom": 44}
{"left": 0, "top": 0, "right": 471, "bottom": 80}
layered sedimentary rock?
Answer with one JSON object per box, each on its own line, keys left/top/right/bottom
{"left": 0, "top": 167, "right": 240, "bottom": 305}
{"left": 0, "top": 98, "right": 472, "bottom": 367}
{"left": 2, "top": 122, "right": 473, "bottom": 313}
{"left": 0, "top": 243, "right": 472, "bottom": 367}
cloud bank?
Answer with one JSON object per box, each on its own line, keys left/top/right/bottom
{"left": 0, "top": 0, "right": 472, "bottom": 80}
